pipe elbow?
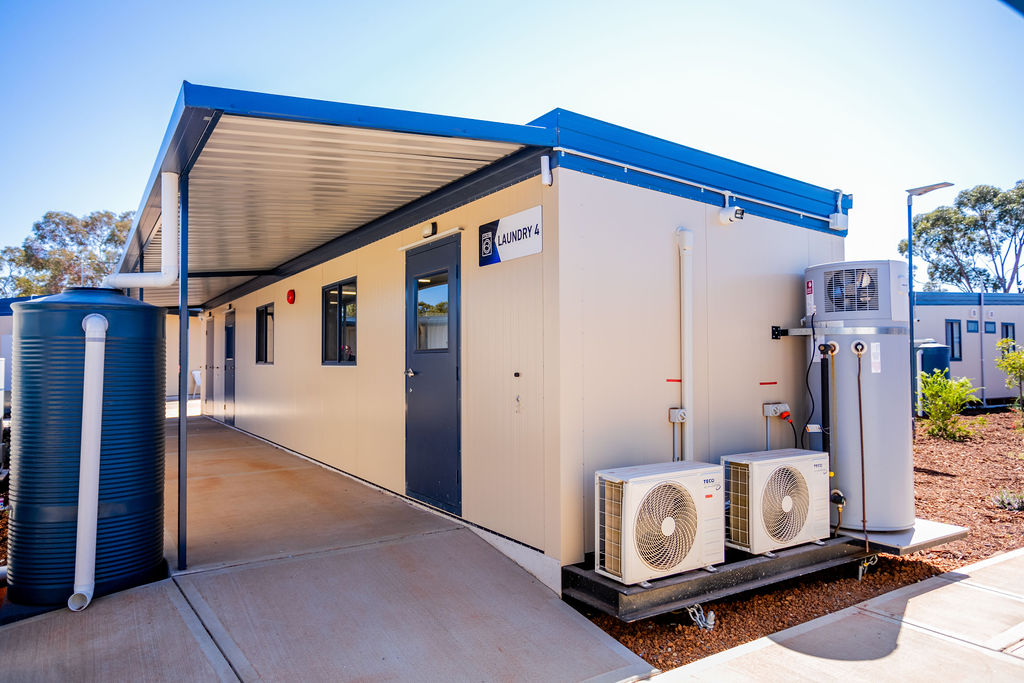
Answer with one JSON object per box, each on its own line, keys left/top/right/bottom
{"left": 675, "top": 227, "right": 694, "bottom": 251}
{"left": 82, "top": 314, "right": 109, "bottom": 336}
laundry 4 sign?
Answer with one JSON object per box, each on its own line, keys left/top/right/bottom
{"left": 479, "top": 206, "right": 542, "bottom": 267}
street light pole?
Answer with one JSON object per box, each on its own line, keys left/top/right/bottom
{"left": 906, "top": 182, "right": 953, "bottom": 419}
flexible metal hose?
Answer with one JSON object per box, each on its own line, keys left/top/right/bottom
{"left": 855, "top": 347, "right": 870, "bottom": 554}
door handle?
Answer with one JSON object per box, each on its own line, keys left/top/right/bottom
{"left": 405, "top": 368, "right": 418, "bottom": 378}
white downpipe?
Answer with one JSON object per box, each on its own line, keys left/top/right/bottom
{"left": 105, "top": 172, "right": 179, "bottom": 289}
{"left": 676, "top": 228, "right": 695, "bottom": 461}
{"left": 68, "top": 313, "right": 109, "bottom": 612}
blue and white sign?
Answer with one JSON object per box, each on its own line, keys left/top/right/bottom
{"left": 479, "top": 205, "right": 542, "bottom": 267}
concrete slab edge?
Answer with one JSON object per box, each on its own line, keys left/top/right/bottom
{"left": 173, "top": 527, "right": 464, "bottom": 579}
{"left": 163, "top": 581, "right": 241, "bottom": 682}
{"left": 469, "top": 526, "right": 562, "bottom": 595}
{"left": 174, "top": 577, "right": 261, "bottom": 681}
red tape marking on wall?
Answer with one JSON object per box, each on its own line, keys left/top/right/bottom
{"left": 759, "top": 381, "right": 778, "bottom": 386}
{"left": 666, "top": 378, "right": 682, "bottom": 383}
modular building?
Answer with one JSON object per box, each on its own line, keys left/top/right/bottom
{"left": 915, "top": 291, "right": 1024, "bottom": 404}
{"left": 113, "top": 83, "right": 852, "bottom": 585}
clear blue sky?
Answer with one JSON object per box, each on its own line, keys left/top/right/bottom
{"left": 1, "top": 0, "right": 1022, "bottom": 281}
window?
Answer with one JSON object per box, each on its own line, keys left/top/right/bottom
{"left": 256, "top": 303, "right": 274, "bottom": 364}
{"left": 1002, "top": 323, "right": 1016, "bottom": 345}
{"left": 985, "top": 321, "right": 997, "bottom": 334}
{"left": 966, "top": 320, "right": 979, "bottom": 333}
{"left": 945, "top": 320, "right": 962, "bottom": 361}
{"left": 322, "top": 278, "right": 356, "bottom": 364}
{"left": 416, "top": 271, "right": 449, "bottom": 351}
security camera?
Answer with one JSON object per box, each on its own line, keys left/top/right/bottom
{"left": 718, "top": 206, "right": 745, "bottom": 225}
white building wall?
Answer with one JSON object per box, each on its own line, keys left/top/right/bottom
{"left": 555, "top": 169, "right": 844, "bottom": 561}
{"left": 203, "top": 177, "right": 561, "bottom": 557}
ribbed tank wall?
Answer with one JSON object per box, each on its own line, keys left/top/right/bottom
{"left": 6, "top": 288, "right": 166, "bottom": 605}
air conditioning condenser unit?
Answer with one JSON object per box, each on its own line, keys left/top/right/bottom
{"left": 595, "top": 461, "right": 724, "bottom": 585}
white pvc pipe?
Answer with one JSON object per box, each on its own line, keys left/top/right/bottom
{"left": 105, "top": 172, "right": 179, "bottom": 289}
{"left": 68, "top": 313, "right": 108, "bottom": 612}
{"left": 676, "top": 228, "right": 695, "bottom": 461}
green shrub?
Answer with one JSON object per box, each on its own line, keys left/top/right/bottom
{"left": 974, "top": 414, "right": 989, "bottom": 427}
{"left": 993, "top": 489, "right": 1024, "bottom": 511}
{"left": 920, "top": 368, "right": 981, "bottom": 441}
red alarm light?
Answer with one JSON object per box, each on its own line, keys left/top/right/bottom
{"left": 286, "top": 289, "right": 296, "bottom": 304}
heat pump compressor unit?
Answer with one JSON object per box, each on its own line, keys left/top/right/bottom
{"left": 721, "top": 449, "right": 829, "bottom": 555}
{"left": 595, "top": 461, "right": 724, "bottom": 585}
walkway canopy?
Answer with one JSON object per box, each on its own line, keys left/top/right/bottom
{"left": 115, "top": 82, "right": 554, "bottom": 308}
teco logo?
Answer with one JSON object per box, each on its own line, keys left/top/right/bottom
{"left": 703, "top": 478, "right": 716, "bottom": 485}
{"left": 481, "top": 232, "right": 493, "bottom": 257}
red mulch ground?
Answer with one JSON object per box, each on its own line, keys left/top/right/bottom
{"left": 585, "top": 410, "right": 1024, "bottom": 671}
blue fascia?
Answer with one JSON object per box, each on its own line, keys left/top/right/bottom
{"left": 533, "top": 108, "right": 851, "bottom": 236}
{"left": 916, "top": 291, "right": 1024, "bottom": 306}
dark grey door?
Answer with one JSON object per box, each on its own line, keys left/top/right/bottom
{"left": 204, "top": 321, "right": 214, "bottom": 415}
{"left": 224, "top": 310, "right": 235, "bottom": 426}
{"left": 405, "top": 237, "right": 461, "bottom": 515}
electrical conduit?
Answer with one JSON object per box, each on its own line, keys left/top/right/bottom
{"left": 676, "top": 228, "right": 695, "bottom": 461}
{"left": 68, "top": 313, "right": 109, "bottom": 612}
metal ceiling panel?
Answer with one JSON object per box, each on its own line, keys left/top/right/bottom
{"left": 139, "top": 114, "right": 523, "bottom": 306}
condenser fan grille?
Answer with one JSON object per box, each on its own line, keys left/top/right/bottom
{"left": 761, "top": 466, "right": 810, "bottom": 543}
{"left": 634, "top": 482, "right": 698, "bottom": 571}
{"left": 825, "top": 267, "right": 879, "bottom": 313}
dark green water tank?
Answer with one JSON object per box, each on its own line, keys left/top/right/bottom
{"left": 6, "top": 288, "right": 167, "bottom": 605}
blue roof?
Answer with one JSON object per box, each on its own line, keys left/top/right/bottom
{"left": 119, "top": 82, "right": 853, "bottom": 275}
{"left": 915, "top": 292, "right": 1024, "bottom": 306}
{"left": 0, "top": 296, "right": 42, "bottom": 316}
{"left": 532, "top": 108, "right": 851, "bottom": 234}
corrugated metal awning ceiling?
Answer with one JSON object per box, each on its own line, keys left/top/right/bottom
{"left": 137, "top": 114, "right": 523, "bottom": 307}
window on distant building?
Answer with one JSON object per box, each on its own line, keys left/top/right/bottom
{"left": 1002, "top": 322, "right": 1016, "bottom": 347}
{"left": 985, "top": 321, "right": 997, "bottom": 334}
{"left": 256, "top": 303, "right": 274, "bottom": 364}
{"left": 966, "top": 320, "right": 979, "bottom": 333}
{"left": 945, "top": 319, "right": 962, "bottom": 361}
{"left": 322, "top": 278, "right": 357, "bottom": 364}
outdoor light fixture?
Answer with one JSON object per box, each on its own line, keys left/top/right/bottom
{"left": 286, "top": 289, "right": 296, "bottom": 304}
{"left": 906, "top": 181, "right": 953, "bottom": 419}
{"left": 422, "top": 221, "right": 438, "bottom": 238}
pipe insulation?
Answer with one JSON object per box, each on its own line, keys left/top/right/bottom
{"left": 68, "top": 313, "right": 108, "bottom": 612}
{"left": 105, "top": 172, "right": 179, "bottom": 289}
{"left": 676, "top": 228, "right": 695, "bottom": 461}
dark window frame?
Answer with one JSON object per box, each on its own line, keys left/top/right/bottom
{"left": 322, "top": 277, "right": 357, "bottom": 366}
{"left": 256, "top": 302, "right": 274, "bottom": 365}
{"left": 945, "top": 319, "right": 962, "bottom": 361}
{"left": 1002, "top": 322, "right": 1016, "bottom": 344}
{"left": 985, "top": 321, "right": 997, "bottom": 334}
{"left": 966, "top": 320, "right": 979, "bottom": 333}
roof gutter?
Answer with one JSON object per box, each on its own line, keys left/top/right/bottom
{"left": 106, "top": 172, "right": 179, "bottom": 289}
{"left": 554, "top": 147, "right": 850, "bottom": 231}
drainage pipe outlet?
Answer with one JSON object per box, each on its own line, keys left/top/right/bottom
{"left": 68, "top": 313, "right": 109, "bottom": 612}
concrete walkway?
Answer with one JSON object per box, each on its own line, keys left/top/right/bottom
{"left": 661, "top": 547, "right": 1024, "bottom": 681}
{"left": 0, "top": 417, "right": 654, "bottom": 682}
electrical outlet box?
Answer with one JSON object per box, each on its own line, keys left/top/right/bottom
{"left": 668, "top": 408, "right": 687, "bottom": 423}
{"left": 763, "top": 402, "right": 790, "bottom": 418}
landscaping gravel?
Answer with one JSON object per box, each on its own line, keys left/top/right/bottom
{"left": 585, "top": 409, "right": 1024, "bottom": 671}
